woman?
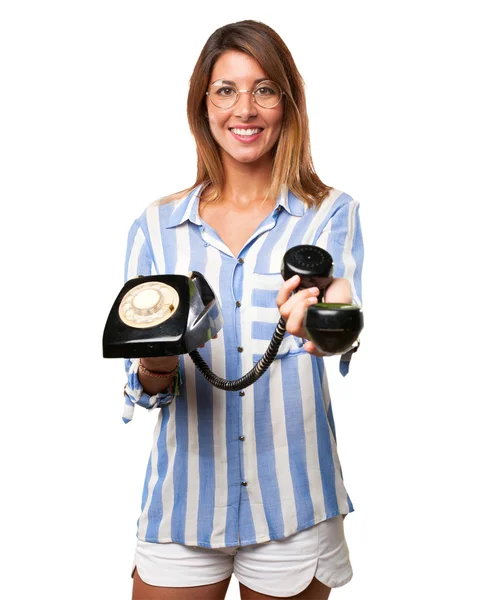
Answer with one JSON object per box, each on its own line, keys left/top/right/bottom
{"left": 122, "top": 20, "right": 364, "bottom": 600}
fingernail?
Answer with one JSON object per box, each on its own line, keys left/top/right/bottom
{"left": 308, "top": 297, "right": 317, "bottom": 303}
{"left": 308, "top": 287, "right": 319, "bottom": 294}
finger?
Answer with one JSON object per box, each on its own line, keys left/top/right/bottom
{"left": 200, "top": 333, "right": 219, "bottom": 348}
{"left": 303, "top": 340, "right": 326, "bottom": 357}
{"left": 275, "top": 275, "right": 301, "bottom": 308}
{"left": 324, "top": 278, "right": 352, "bottom": 304}
{"left": 279, "top": 287, "right": 319, "bottom": 320}
{"left": 285, "top": 296, "right": 318, "bottom": 337}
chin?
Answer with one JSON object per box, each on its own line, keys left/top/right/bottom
{"left": 234, "top": 154, "right": 262, "bottom": 164}
{"left": 226, "top": 148, "right": 271, "bottom": 165}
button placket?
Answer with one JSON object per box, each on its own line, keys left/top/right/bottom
{"left": 233, "top": 254, "right": 248, "bottom": 496}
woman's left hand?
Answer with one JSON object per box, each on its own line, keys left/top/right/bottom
{"left": 276, "top": 276, "right": 352, "bottom": 357}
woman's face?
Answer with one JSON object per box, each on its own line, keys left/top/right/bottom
{"left": 206, "top": 50, "right": 284, "bottom": 167}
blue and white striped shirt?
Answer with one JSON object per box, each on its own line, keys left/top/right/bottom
{"left": 122, "top": 184, "right": 364, "bottom": 548}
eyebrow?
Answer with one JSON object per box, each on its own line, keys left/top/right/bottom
{"left": 216, "top": 78, "right": 269, "bottom": 86}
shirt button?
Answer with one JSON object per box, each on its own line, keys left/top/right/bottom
{"left": 239, "top": 391, "right": 245, "bottom": 396}
{"left": 236, "top": 300, "right": 242, "bottom": 307}
{"left": 239, "top": 435, "right": 245, "bottom": 441}
{"left": 241, "top": 481, "right": 248, "bottom": 486}
{"left": 238, "top": 258, "right": 244, "bottom": 264}
{"left": 237, "top": 346, "right": 243, "bottom": 353}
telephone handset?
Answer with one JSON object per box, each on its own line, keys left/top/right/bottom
{"left": 103, "top": 245, "right": 363, "bottom": 390}
{"left": 281, "top": 245, "right": 363, "bottom": 356}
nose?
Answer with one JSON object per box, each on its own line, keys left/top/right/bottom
{"left": 234, "top": 90, "right": 258, "bottom": 119}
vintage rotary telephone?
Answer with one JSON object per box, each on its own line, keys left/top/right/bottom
{"left": 103, "top": 245, "right": 363, "bottom": 390}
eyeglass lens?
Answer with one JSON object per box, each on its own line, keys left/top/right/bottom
{"left": 207, "top": 80, "right": 282, "bottom": 109}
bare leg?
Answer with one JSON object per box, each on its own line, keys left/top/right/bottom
{"left": 239, "top": 576, "right": 331, "bottom": 600}
{"left": 132, "top": 567, "right": 232, "bottom": 600}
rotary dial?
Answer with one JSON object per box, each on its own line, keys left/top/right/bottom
{"left": 119, "top": 281, "right": 179, "bottom": 328}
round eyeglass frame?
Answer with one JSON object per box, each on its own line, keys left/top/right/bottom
{"left": 205, "top": 80, "right": 284, "bottom": 109}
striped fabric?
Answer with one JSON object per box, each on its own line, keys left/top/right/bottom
{"left": 122, "top": 184, "right": 364, "bottom": 548}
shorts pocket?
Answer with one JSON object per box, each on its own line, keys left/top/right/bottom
{"left": 251, "top": 271, "right": 306, "bottom": 362}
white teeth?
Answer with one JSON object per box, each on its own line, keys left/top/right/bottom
{"left": 231, "top": 128, "right": 262, "bottom": 136}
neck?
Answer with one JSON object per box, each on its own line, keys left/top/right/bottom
{"left": 219, "top": 151, "right": 275, "bottom": 207}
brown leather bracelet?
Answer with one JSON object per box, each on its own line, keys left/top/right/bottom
{"left": 138, "top": 359, "right": 179, "bottom": 379}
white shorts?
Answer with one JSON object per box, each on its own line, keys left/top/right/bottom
{"left": 132, "top": 515, "right": 353, "bottom": 597}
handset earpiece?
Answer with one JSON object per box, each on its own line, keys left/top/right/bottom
{"left": 281, "top": 245, "right": 363, "bottom": 355}
{"left": 281, "top": 245, "right": 334, "bottom": 299}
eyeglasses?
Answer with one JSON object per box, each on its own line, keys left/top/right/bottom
{"left": 206, "top": 79, "right": 283, "bottom": 109}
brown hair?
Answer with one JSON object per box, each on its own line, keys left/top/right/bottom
{"left": 163, "top": 20, "right": 332, "bottom": 208}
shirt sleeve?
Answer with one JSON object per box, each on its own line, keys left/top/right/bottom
{"left": 314, "top": 197, "right": 364, "bottom": 375}
{"left": 121, "top": 218, "right": 177, "bottom": 424}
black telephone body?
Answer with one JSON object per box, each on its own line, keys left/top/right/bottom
{"left": 103, "top": 271, "right": 223, "bottom": 359}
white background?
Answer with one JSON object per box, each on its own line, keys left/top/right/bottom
{"left": 1, "top": 1, "right": 478, "bottom": 598}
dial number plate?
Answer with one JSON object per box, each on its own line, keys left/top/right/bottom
{"left": 119, "top": 281, "right": 179, "bottom": 328}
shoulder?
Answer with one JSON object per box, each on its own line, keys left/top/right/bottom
{"left": 136, "top": 186, "right": 198, "bottom": 227}
{"left": 149, "top": 188, "right": 191, "bottom": 214}
{"left": 151, "top": 186, "right": 193, "bottom": 209}
{"left": 288, "top": 187, "right": 359, "bottom": 218}
{"left": 291, "top": 188, "right": 358, "bottom": 222}
{"left": 315, "top": 189, "right": 358, "bottom": 212}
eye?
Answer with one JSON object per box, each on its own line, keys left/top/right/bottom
{"left": 255, "top": 86, "right": 276, "bottom": 96}
{"left": 215, "top": 86, "right": 236, "bottom": 97}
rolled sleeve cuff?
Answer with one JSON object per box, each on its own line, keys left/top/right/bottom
{"left": 122, "top": 358, "right": 174, "bottom": 424}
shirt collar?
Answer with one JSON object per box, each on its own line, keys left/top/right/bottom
{"left": 278, "top": 185, "right": 306, "bottom": 217}
{"left": 166, "top": 183, "right": 305, "bottom": 229}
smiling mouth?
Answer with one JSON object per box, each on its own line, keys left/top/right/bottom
{"left": 229, "top": 127, "right": 264, "bottom": 136}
